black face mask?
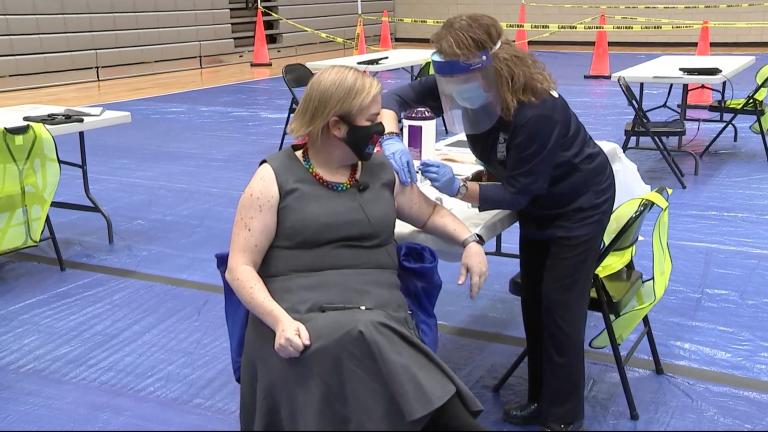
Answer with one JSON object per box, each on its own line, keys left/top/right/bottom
{"left": 342, "top": 121, "right": 384, "bottom": 162}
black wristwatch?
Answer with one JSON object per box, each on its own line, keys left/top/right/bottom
{"left": 454, "top": 179, "right": 469, "bottom": 199}
{"left": 461, "top": 233, "right": 486, "bottom": 248}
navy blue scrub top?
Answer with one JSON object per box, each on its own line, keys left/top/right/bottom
{"left": 383, "top": 75, "right": 615, "bottom": 239}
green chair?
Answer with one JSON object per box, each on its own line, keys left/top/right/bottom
{"left": 493, "top": 187, "right": 673, "bottom": 421}
{"left": 701, "top": 64, "right": 768, "bottom": 161}
{"left": 0, "top": 123, "right": 65, "bottom": 271}
{"left": 415, "top": 60, "right": 434, "bottom": 79}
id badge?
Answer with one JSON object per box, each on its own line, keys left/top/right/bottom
{"left": 496, "top": 131, "right": 508, "bottom": 160}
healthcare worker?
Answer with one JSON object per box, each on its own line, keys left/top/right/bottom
{"left": 379, "top": 13, "right": 615, "bottom": 432}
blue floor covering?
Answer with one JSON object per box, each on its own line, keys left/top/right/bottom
{"left": 2, "top": 50, "right": 768, "bottom": 429}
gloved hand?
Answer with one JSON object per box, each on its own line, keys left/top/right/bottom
{"left": 381, "top": 134, "right": 418, "bottom": 186}
{"left": 419, "top": 160, "right": 461, "bottom": 196}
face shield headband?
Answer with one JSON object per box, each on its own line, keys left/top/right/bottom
{"left": 431, "top": 49, "right": 493, "bottom": 76}
{"left": 431, "top": 41, "right": 502, "bottom": 135}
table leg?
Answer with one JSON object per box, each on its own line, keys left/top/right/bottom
{"left": 673, "top": 83, "right": 701, "bottom": 175}
{"left": 720, "top": 82, "right": 726, "bottom": 121}
{"left": 485, "top": 232, "right": 520, "bottom": 259}
{"left": 678, "top": 84, "right": 689, "bottom": 150}
{"left": 636, "top": 83, "right": 644, "bottom": 147}
{"left": 51, "top": 131, "right": 114, "bottom": 244}
{"left": 400, "top": 66, "right": 417, "bottom": 81}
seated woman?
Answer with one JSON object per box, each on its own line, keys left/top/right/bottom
{"left": 226, "top": 65, "right": 489, "bottom": 431}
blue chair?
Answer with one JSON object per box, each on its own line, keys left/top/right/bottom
{"left": 215, "top": 252, "right": 249, "bottom": 383}
{"left": 215, "top": 242, "right": 442, "bottom": 383}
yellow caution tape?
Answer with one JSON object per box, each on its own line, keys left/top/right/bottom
{"left": 502, "top": 23, "right": 696, "bottom": 30}
{"left": 610, "top": 15, "right": 768, "bottom": 25}
{"left": 362, "top": 14, "right": 768, "bottom": 30}
{"left": 529, "top": 1, "right": 768, "bottom": 8}
{"left": 709, "top": 19, "right": 768, "bottom": 23}
{"left": 361, "top": 16, "right": 447, "bottom": 25}
{"left": 513, "top": 22, "right": 768, "bottom": 29}
{"left": 257, "top": 7, "right": 768, "bottom": 55}
{"left": 261, "top": 8, "right": 383, "bottom": 50}
{"left": 522, "top": 15, "right": 598, "bottom": 42}
{"left": 604, "top": 15, "right": 700, "bottom": 23}
{"left": 261, "top": 8, "right": 352, "bottom": 46}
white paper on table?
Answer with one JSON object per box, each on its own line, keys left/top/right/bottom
{"left": 62, "top": 107, "right": 105, "bottom": 116}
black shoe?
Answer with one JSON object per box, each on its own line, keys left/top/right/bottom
{"left": 542, "top": 421, "right": 584, "bottom": 431}
{"left": 502, "top": 402, "right": 541, "bottom": 425}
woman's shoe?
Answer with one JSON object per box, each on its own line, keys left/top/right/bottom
{"left": 502, "top": 402, "right": 540, "bottom": 425}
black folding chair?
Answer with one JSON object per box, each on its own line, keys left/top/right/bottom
{"left": 493, "top": 187, "right": 670, "bottom": 421}
{"left": 618, "top": 77, "right": 690, "bottom": 189}
{"left": 700, "top": 65, "right": 768, "bottom": 162}
{"left": 279, "top": 63, "right": 314, "bottom": 151}
{"left": 640, "top": 82, "right": 736, "bottom": 150}
{"left": 39, "top": 217, "right": 65, "bottom": 271}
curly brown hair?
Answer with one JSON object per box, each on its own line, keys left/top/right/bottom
{"left": 431, "top": 13, "right": 556, "bottom": 118}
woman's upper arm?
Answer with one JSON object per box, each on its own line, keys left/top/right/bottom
{"left": 228, "top": 163, "right": 279, "bottom": 270}
{"left": 394, "top": 178, "right": 436, "bottom": 226}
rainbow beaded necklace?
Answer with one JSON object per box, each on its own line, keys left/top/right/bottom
{"left": 301, "top": 146, "right": 359, "bottom": 192}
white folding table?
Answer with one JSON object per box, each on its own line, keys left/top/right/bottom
{"left": 394, "top": 134, "right": 519, "bottom": 262}
{"left": 0, "top": 104, "right": 132, "bottom": 244}
{"left": 305, "top": 48, "right": 434, "bottom": 79}
{"left": 612, "top": 55, "right": 756, "bottom": 165}
{"left": 612, "top": 56, "right": 755, "bottom": 122}
{"left": 393, "top": 134, "right": 658, "bottom": 261}
{"left": 611, "top": 55, "right": 755, "bottom": 86}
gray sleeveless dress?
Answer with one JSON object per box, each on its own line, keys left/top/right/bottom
{"left": 239, "top": 147, "right": 483, "bottom": 431}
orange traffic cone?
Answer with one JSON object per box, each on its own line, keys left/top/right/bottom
{"left": 250, "top": 8, "right": 271, "bottom": 67}
{"left": 354, "top": 16, "right": 367, "bottom": 55}
{"left": 379, "top": 10, "right": 393, "bottom": 50}
{"left": 515, "top": 1, "right": 528, "bottom": 52}
{"left": 584, "top": 11, "right": 610, "bottom": 79}
{"left": 687, "top": 20, "right": 713, "bottom": 106}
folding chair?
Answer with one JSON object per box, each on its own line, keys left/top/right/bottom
{"left": 1, "top": 124, "right": 65, "bottom": 271}
{"left": 618, "top": 76, "right": 691, "bottom": 189}
{"left": 700, "top": 64, "right": 768, "bottom": 162}
{"left": 415, "top": 61, "right": 449, "bottom": 134}
{"left": 414, "top": 61, "right": 433, "bottom": 80}
{"left": 279, "top": 63, "right": 314, "bottom": 151}
{"left": 493, "top": 187, "right": 673, "bottom": 421}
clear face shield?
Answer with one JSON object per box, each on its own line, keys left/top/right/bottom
{"left": 431, "top": 46, "right": 501, "bottom": 135}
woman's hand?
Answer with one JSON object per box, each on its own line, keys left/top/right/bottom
{"left": 420, "top": 160, "right": 461, "bottom": 196}
{"left": 458, "top": 242, "right": 488, "bottom": 300}
{"left": 381, "top": 135, "right": 419, "bottom": 185}
{"left": 273, "top": 317, "right": 311, "bottom": 359}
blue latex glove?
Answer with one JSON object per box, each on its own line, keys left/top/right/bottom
{"left": 381, "top": 135, "right": 418, "bottom": 185}
{"left": 419, "top": 160, "right": 461, "bottom": 196}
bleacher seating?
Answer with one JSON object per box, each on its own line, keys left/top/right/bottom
{"left": 0, "top": 0, "right": 239, "bottom": 91}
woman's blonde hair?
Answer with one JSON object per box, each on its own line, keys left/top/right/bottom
{"left": 287, "top": 65, "right": 381, "bottom": 144}
{"left": 431, "top": 14, "right": 556, "bottom": 118}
